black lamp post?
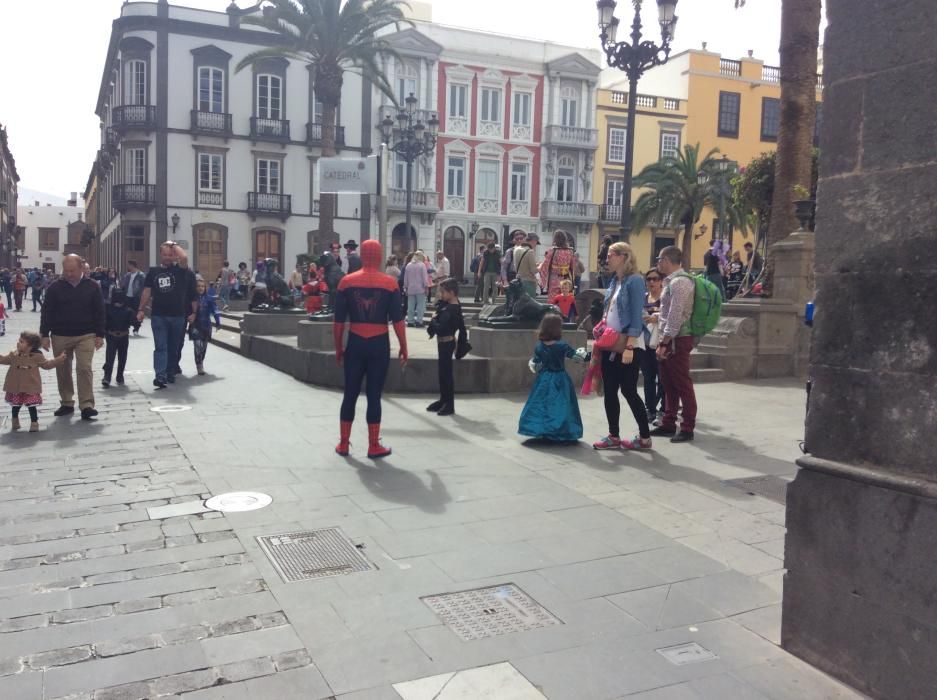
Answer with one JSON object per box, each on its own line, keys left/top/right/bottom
{"left": 598, "top": 0, "right": 678, "bottom": 242}
{"left": 379, "top": 93, "right": 439, "bottom": 252}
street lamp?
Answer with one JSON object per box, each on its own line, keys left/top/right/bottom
{"left": 379, "top": 93, "right": 439, "bottom": 252}
{"left": 598, "top": 0, "right": 679, "bottom": 241}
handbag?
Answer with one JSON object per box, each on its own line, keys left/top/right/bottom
{"left": 592, "top": 319, "right": 621, "bottom": 351}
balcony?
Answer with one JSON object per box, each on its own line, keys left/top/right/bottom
{"left": 543, "top": 124, "right": 598, "bottom": 149}
{"left": 388, "top": 188, "right": 439, "bottom": 214}
{"left": 306, "top": 122, "right": 345, "bottom": 147}
{"left": 112, "top": 105, "right": 158, "bottom": 131}
{"left": 113, "top": 184, "right": 156, "bottom": 212}
{"left": 720, "top": 58, "right": 742, "bottom": 77}
{"left": 191, "top": 110, "right": 233, "bottom": 137}
{"left": 250, "top": 117, "right": 290, "bottom": 143}
{"left": 247, "top": 192, "right": 291, "bottom": 220}
{"left": 601, "top": 204, "right": 622, "bottom": 223}
{"left": 198, "top": 191, "right": 223, "bottom": 206}
{"left": 541, "top": 199, "right": 599, "bottom": 223}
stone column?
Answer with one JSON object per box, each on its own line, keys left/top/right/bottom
{"left": 782, "top": 2, "right": 937, "bottom": 699}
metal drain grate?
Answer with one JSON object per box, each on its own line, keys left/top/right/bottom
{"left": 256, "top": 528, "right": 374, "bottom": 583}
{"left": 422, "top": 583, "right": 562, "bottom": 641}
{"left": 722, "top": 475, "right": 789, "bottom": 505}
{"left": 656, "top": 642, "right": 718, "bottom": 666}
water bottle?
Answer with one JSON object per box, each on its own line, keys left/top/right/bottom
{"left": 804, "top": 301, "right": 815, "bottom": 327}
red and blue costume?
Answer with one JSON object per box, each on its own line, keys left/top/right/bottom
{"left": 333, "top": 240, "right": 408, "bottom": 458}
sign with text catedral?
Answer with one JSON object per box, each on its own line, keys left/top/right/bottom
{"left": 318, "top": 156, "right": 378, "bottom": 194}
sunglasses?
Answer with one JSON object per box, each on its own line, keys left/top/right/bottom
{"left": 646, "top": 276, "right": 661, "bottom": 281}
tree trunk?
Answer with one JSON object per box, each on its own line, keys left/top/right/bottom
{"left": 316, "top": 65, "right": 344, "bottom": 249}
{"left": 681, "top": 221, "right": 693, "bottom": 270}
{"left": 763, "top": 0, "right": 821, "bottom": 294}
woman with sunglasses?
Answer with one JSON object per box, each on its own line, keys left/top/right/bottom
{"left": 641, "top": 269, "right": 665, "bottom": 423}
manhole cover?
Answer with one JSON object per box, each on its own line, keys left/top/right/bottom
{"left": 150, "top": 405, "right": 192, "bottom": 413}
{"left": 723, "top": 475, "right": 789, "bottom": 504}
{"left": 256, "top": 528, "right": 373, "bottom": 583}
{"left": 205, "top": 492, "right": 272, "bottom": 513}
{"left": 422, "top": 584, "right": 562, "bottom": 641}
{"left": 656, "top": 642, "right": 718, "bottom": 666}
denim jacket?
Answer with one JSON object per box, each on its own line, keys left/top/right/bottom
{"left": 603, "top": 273, "right": 646, "bottom": 338}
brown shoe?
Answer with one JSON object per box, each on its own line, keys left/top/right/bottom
{"left": 11, "top": 417, "right": 20, "bottom": 431}
{"left": 29, "top": 422, "right": 39, "bottom": 433}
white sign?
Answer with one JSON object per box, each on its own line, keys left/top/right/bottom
{"left": 318, "top": 156, "right": 378, "bottom": 194}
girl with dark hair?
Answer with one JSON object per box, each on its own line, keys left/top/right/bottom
{"left": 426, "top": 278, "right": 466, "bottom": 416}
{"left": 518, "top": 313, "right": 583, "bottom": 442}
{"left": 1, "top": 331, "right": 65, "bottom": 432}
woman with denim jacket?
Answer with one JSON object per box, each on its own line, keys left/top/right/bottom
{"left": 592, "top": 242, "right": 652, "bottom": 451}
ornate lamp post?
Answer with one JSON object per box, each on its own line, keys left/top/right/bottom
{"left": 379, "top": 93, "right": 439, "bottom": 252}
{"left": 598, "top": 0, "right": 679, "bottom": 241}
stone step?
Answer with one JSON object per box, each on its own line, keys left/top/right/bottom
{"left": 690, "top": 351, "right": 712, "bottom": 369}
{"left": 690, "top": 367, "right": 727, "bottom": 383}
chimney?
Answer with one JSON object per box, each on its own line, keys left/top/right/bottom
{"left": 34, "top": 200, "right": 40, "bottom": 206}
{"left": 68, "top": 192, "right": 78, "bottom": 206}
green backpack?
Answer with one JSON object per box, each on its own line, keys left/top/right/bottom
{"left": 675, "top": 271, "right": 722, "bottom": 337}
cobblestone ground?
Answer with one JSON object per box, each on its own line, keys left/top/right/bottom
{"left": 0, "top": 310, "right": 864, "bottom": 700}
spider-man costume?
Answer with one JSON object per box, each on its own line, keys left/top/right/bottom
{"left": 333, "top": 239, "right": 408, "bottom": 458}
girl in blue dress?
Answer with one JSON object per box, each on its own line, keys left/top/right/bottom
{"left": 518, "top": 313, "right": 584, "bottom": 442}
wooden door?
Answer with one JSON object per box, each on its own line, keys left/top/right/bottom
{"left": 196, "top": 226, "right": 226, "bottom": 282}
{"left": 443, "top": 226, "right": 465, "bottom": 281}
{"left": 254, "top": 229, "right": 282, "bottom": 269}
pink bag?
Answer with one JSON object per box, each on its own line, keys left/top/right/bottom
{"left": 592, "top": 320, "right": 621, "bottom": 351}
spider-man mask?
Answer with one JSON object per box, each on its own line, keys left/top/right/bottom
{"left": 360, "top": 239, "right": 382, "bottom": 271}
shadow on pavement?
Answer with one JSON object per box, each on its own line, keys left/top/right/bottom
{"left": 351, "top": 461, "right": 451, "bottom": 513}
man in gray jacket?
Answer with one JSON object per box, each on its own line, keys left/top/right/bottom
{"left": 514, "top": 233, "right": 540, "bottom": 298}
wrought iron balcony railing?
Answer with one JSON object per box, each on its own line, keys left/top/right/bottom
{"left": 191, "top": 110, "right": 233, "bottom": 136}
{"left": 247, "top": 191, "right": 291, "bottom": 219}
{"left": 306, "top": 122, "right": 345, "bottom": 146}
{"left": 113, "top": 184, "right": 156, "bottom": 211}
{"left": 112, "top": 105, "right": 158, "bottom": 131}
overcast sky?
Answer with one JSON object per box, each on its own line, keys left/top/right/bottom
{"left": 0, "top": 0, "right": 800, "bottom": 201}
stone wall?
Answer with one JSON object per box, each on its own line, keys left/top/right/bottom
{"left": 781, "top": 1, "right": 937, "bottom": 697}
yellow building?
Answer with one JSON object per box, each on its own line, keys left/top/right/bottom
{"left": 592, "top": 49, "right": 822, "bottom": 272}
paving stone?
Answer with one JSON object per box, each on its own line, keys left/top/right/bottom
{"left": 27, "top": 645, "right": 94, "bottom": 669}
{"left": 0, "top": 613, "right": 48, "bottom": 632}
{"left": 272, "top": 649, "right": 312, "bottom": 671}
{"left": 95, "top": 635, "right": 162, "bottom": 658}
{"left": 52, "top": 605, "right": 114, "bottom": 624}
{"left": 182, "top": 557, "right": 227, "bottom": 572}
{"left": 93, "top": 681, "right": 153, "bottom": 700}
{"left": 0, "top": 656, "right": 24, "bottom": 675}
{"left": 163, "top": 589, "right": 219, "bottom": 606}
{"left": 209, "top": 617, "right": 262, "bottom": 637}
{"left": 151, "top": 668, "right": 219, "bottom": 695}
{"left": 86, "top": 571, "right": 134, "bottom": 586}
{"left": 161, "top": 625, "right": 210, "bottom": 645}
{"left": 114, "top": 598, "right": 162, "bottom": 614}
{"left": 86, "top": 545, "right": 127, "bottom": 559}
{"left": 38, "top": 577, "right": 85, "bottom": 592}
{"left": 257, "top": 612, "right": 288, "bottom": 629}
{"left": 218, "top": 656, "right": 277, "bottom": 682}
{"left": 124, "top": 538, "right": 166, "bottom": 553}
{"left": 133, "top": 562, "right": 186, "bottom": 579}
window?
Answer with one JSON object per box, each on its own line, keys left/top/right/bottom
{"left": 38, "top": 227, "right": 59, "bottom": 251}
{"left": 605, "top": 180, "right": 623, "bottom": 205}
{"left": 257, "top": 159, "right": 280, "bottom": 194}
{"left": 477, "top": 159, "right": 499, "bottom": 200}
{"left": 396, "top": 61, "right": 418, "bottom": 105}
{"left": 392, "top": 154, "right": 406, "bottom": 189}
{"left": 448, "top": 84, "right": 467, "bottom": 118}
{"left": 446, "top": 156, "right": 465, "bottom": 197}
{"left": 257, "top": 75, "right": 282, "bottom": 119}
{"left": 608, "top": 127, "right": 626, "bottom": 162}
{"left": 561, "top": 86, "right": 578, "bottom": 127}
{"left": 313, "top": 90, "right": 324, "bottom": 124}
{"left": 199, "top": 153, "right": 222, "bottom": 192}
{"left": 718, "top": 91, "right": 741, "bottom": 137}
{"left": 761, "top": 97, "right": 780, "bottom": 141}
{"left": 510, "top": 162, "right": 529, "bottom": 202}
{"left": 126, "top": 148, "right": 145, "bottom": 184}
{"left": 198, "top": 67, "right": 223, "bottom": 113}
{"left": 512, "top": 92, "right": 531, "bottom": 126}
{"left": 125, "top": 60, "right": 146, "bottom": 105}
{"left": 660, "top": 131, "right": 681, "bottom": 159}
{"left": 481, "top": 88, "right": 501, "bottom": 122}
{"left": 556, "top": 156, "right": 575, "bottom": 202}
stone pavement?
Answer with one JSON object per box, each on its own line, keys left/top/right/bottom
{"left": 0, "top": 310, "right": 864, "bottom": 700}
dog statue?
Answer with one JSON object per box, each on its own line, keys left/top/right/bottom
{"left": 481, "top": 279, "right": 561, "bottom": 326}
{"left": 252, "top": 258, "right": 295, "bottom": 310}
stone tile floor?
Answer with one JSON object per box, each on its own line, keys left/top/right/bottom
{"left": 0, "top": 311, "right": 866, "bottom": 699}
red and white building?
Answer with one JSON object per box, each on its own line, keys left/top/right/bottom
{"left": 378, "top": 20, "right": 601, "bottom": 280}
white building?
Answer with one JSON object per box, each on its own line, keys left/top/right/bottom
{"left": 16, "top": 197, "right": 87, "bottom": 274}
{"left": 85, "top": 0, "right": 368, "bottom": 279}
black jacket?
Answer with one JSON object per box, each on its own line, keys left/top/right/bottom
{"left": 40, "top": 278, "right": 106, "bottom": 338}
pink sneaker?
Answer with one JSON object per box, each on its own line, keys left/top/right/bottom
{"left": 593, "top": 435, "right": 622, "bottom": 450}
{"left": 621, "top": 436, "right": 653, "bottom": 450}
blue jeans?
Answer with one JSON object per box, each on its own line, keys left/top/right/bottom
{"left": 151, "top": 315, "right": 185, "bottom": 381}
{"left": 407, "top": 293, "right": 427, "bottom": 325}
{"left": 219, "top": 285, "right": 231, "bottom": 306}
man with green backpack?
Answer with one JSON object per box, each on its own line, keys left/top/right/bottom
{"left": 650, "top": 246, "right": 723, "bottom": 443}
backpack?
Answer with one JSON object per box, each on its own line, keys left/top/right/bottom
{"left": 469, "top": 255, "right": 479, "bottom": 274}
{"left": 675, "top": 271, "right": 722, "bottom": 337}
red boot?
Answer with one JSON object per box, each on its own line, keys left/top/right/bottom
{"left": 335, "top": 420, "right": 352, "bottom": 456}
{"left": 367, "top": 423, "right": 391, "bottom": 459}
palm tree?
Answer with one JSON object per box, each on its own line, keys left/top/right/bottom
{"left": 235, "top": 0, "right": 410, "bottom": 241}
{"left": 631, "top": 144, "right": 748, "bottom": 269}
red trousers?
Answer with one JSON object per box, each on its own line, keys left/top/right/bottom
{"left": 659, "top": 335, "right": 697, "bottom": 432}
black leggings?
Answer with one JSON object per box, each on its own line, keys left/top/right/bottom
{"left": 437, "top": 340, "right": 455, "bottom": 405}
{"left": 639, "top": 346, "right": 664, "bottom": 414}
{"left": 601, "top": 349, "right": 651, "bottom": 439}
{"left": 340, "top": 333, "right": 390, "bottom": 424}
{"left": 12, "top": 406, "right": 39, "bottom": 422}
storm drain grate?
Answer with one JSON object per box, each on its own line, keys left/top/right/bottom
{"left": 422, "top": 583, "right": 562, "bottom": 641}
{"left": 722, "top": 475, "right": 789, "bottom": 505}
{"left": 256, "top": 528, "right": 373, "bottom": 583}
{"left": 656, "top": 642, "right": 718, "bottom": 666}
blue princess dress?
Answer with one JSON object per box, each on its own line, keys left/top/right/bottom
{"left": 518, "top": 340, "right": 584, "bottom": 441}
